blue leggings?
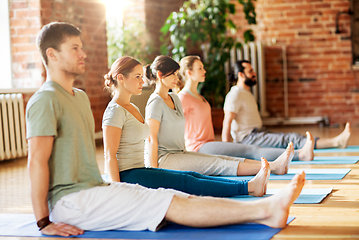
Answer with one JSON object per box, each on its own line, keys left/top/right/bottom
{"left": 119, "top": 168, "right": 248, "bottom": 197}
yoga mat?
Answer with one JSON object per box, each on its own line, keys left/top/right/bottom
{"left": 291, "top": 156, "right": 359, "bottom": 165}
{"left": 314, "top": 145, "right": 359, "bottom": 153}
{"left": 218, "top": 168, "right": 351, "bottom": 181}
{"left": 0, "top": 214, "right": 294, "bottom": 240}
{"left": 229, "top": 188, "right": 333, "bottom": 204}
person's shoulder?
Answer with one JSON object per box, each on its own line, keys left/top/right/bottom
{"left": 27, "top": 82, "right": 59, "bottom": 107}
{"left": 169, "top": 92, "right": 181, "bottom": 102}
{"left": 105, "top": 101, "right": 127, "bottom": 115}
{"left": 73, "top": 87, "right": 89, "bottom": 99}
{"left": 147, "top": 92, "right": 162, "bottom": 106}
{"left": 177, "top": 90, "right": 190, "bottom": 100}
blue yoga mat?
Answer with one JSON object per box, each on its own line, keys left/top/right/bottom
{"left": 291, "top": 156, "right": 359, "bottom": 165}
{"left": 314, "top": 145, "right": 359, "bottom": 153}
{"left": 230, "top": 188, "right": 333, "bottom": 204}
{"left": 218, "top": 168, "right": 351, "bottom": 181}
{"left": 0, "top": 214, "right": 294, "bottom": 240}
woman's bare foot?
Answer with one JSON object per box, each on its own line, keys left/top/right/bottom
{"left": 256, "top": 171, "right": 306, "bottom": 228}
{"left": 298, "top": 131, "right": 315, "bottom": 161}
{"left": 336, "top": 122, "right": 351, "bottom": 148}
{"left": 270, "top": 143, "right": 294, "bottom": 175}
{"left": 248, "top": 158, "right": 270, "bottom": 197}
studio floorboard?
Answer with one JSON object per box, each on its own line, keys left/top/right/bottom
{"left": 1, "top": 125, "right": 358, "bottom": 239}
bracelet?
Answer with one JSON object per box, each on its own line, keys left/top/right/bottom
{"left": 37, "top": 216, "right": 52, "bottom": 230}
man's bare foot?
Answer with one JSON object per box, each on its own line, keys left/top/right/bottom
{"left": 255, "top": 171, "right": 305, "bottom": 228}
{"left": 298, "top": 131, "right": 315, "bottom": 161}
{"left": 336, "top": 122, "right": 351, "bottom": 149}
{"left": 248, "top": 158, "right": 270, "bottom": 197}
{"left": 270, "top": 143, "right": 294, "bottom": 175}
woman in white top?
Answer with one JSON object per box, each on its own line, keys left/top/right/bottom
{"left": 145, "top": 55, "right": 294, "bottom": 177}
{"left": 102, "top": 56, "right": 271, "bottom": 197}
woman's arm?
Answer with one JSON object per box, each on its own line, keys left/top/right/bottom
{"left": 103, "top": 126, "right": 122, "bottom": 182}
{"left": 146, "top": 118, "right": 161, "bottom": 168}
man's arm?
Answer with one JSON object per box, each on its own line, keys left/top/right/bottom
{"left": 27, "top": 136, "right": 84, "bottom": 236}
{"left": 221, "top": 111, "right": 236, "bottom": 142}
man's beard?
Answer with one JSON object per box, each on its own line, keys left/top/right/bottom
{"left": 244, "top": 74, "right": 257, "bottom": 87}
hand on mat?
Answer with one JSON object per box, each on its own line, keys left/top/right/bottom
{"left": 41, "top": 222, "right": 84, "bottom": 236}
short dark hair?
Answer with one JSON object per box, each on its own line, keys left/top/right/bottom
{"left": 234, "top": 60, "right": 251, "bottom": 74}
{"left": 227, "top": 60, "right": 251, "bottom": 83}
{"left": 36, "top": 22, "right": 81, "bottom": 65}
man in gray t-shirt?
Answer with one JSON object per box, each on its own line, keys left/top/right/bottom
{"left": 27, "top": 22, "right": 304, "bottom": 237}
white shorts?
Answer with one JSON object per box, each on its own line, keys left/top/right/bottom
{"left": 50, "top": 182, "right": 189, "bottom": 232}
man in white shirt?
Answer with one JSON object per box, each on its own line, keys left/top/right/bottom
{"left": 222, "top": 60, "right": 351, "bottom": 150}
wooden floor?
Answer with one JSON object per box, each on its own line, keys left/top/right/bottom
{"left": 1, "top": 125, "right": 359, "bottom": 239}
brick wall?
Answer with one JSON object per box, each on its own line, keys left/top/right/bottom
{"left": 10, "top": 0, "right": 43, "bottom": 88}
{"left": 9, "top": 0, "right": 110, "bottom": 132}
{"left": 123, "top": 0, "right": 185, "bottom": 58}
{"left": 231, "top": 0, "right": 359, "bottom": 125}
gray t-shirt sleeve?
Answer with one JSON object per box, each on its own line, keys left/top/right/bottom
{"left": 145, "top": 96, "right": 163, "bottom": 122}
{"left": 26, "top": 92, "right": 59, "bottom": 139}
{"left": 102, "top": 104, "right": 126, "bottom": 129}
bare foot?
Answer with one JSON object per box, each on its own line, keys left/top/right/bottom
{"left": 336, "top": 122, "right": 351, "bottom": 148}
{"left": 298, "top": 131, "right": 315, "bottom": 161}
{"left": 256, "top": 171, "right": 306, "bottom": 228}
{"left": 248, "top": 158, "right": 270, "bottom": 197}
{"left": 270, "top": 143, "right": 294, "bottom": 175}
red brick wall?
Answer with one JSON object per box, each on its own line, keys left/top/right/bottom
{"left": 231, "top": 0, "right": 359, "bottom": 125}
{"left": 9, "top": 0, "right": 110, "bottom": 132}
{"left": 10, "top": 0, "right": 43, "bottom": 88}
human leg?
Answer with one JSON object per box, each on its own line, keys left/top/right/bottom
{"left": 316, "top": 122, "right": 351, "bottom": 149}
{"left": 185, "top": 160, "right": 270, "bottom": 197}
{"left": 164, "top": 171, "right": 305, "bottom": 228}
{"left": 241, "top": 128, "right": 316, "bottom": 149}
{"left": 159, "top": 150, "right": 292, "bottom": 176}
{"left": 51, "top": 183, "right": 189, "bottom": 232}
{"left": 120, "top": 167, "right": 249, "bottom": 197}
{"left": 199, "top": 140, "right": 302, "bottom": 161}
{"left": 240, "top": 143, "right": 294, "bottom": 175}
{"left": 297, "top": 131, "right": 315, "bottom": 161}
{"left": 158, "top": 151, "right": 243, "bottom": 176}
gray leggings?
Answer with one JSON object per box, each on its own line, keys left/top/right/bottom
{"left": 198, "top": 141, "right": 300, "bottom": 161}
{"left": 240, "top": 128, "right": 318, "bottom": 149}
{"left": 158, "top": 151, "right": 244, "bottom": 176}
